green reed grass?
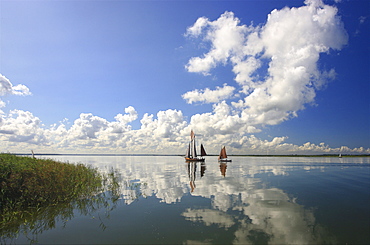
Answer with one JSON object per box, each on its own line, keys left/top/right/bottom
{"left": 0, "top": 154, "right": 103, "bottom": 211}
{"left": 1, "top": 154, "right": 123, "bottom": 243}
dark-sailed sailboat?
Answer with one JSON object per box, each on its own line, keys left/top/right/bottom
{"left": 185, "top": 130, "right": 207, "bottom": 162}
{"left": 218, "top": 146, "right": 232, "bottom": 162}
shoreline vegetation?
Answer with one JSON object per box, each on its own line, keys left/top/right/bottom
{"left": 0, "top": 154, "right": 104, "bottom": 211}
{"left": 0, "top": 153, "right": 122, "bottom": 241}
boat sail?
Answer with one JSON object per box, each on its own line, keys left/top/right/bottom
{"left": 200, "top": 144, "right": 206, "bottom": 157}
{"left": 218, "top": 146, "right": 232, "bottom": 162}
{"left": 185, "top": 130, "right": 206, "bottom": 162}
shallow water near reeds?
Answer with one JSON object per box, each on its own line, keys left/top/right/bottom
{"left": 2, "top": 156, "right": 370, "bottom": 244}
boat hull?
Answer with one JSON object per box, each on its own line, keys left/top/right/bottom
{"left": 185, "top": 157, "right": 205, "bottom": 162}
{"left": 219, "top": 159, "right": 232, "bottom": 162}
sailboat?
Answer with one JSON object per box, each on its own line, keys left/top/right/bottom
{"left": 218, "top": 146, "right": 232, "bottom": 162}
{"left": 185, "top": 130, "right": 206, "bottom": 162}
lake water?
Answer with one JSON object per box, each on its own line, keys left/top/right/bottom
{"left": 3, "top": 156, "right": 370, "bottom": 244}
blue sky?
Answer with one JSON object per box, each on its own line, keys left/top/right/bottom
{"left": 0, "top": 0, "right": 369, "bottom": 154}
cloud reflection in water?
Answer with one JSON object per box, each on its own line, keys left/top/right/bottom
{"left": 87, "top": 156, "right": 337, "bottom": 244}
{"left": 34, "top": 155, "right": 366, "bottom": 244}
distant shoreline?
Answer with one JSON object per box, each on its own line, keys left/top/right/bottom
{"left": 12, "top": 153, "right": 370, "bottom": 157}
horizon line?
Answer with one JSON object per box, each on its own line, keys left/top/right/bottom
{"left": 9, "top": 153, "right": 370, "bottom": 157}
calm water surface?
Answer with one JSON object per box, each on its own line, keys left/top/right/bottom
{"left": 3, "top": 156, "right": 370, "bottom": 244}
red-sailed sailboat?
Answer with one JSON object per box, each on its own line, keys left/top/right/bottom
{"left": 218, "top": 146, "right": 232, "bottom": 162}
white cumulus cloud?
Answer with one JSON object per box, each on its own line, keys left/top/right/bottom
{"left": 182, "top": 83, "right": 235, "bottom": 104}
{"left": 0, "top": 109, "right": 46, "bottom": 145}
{"left": 185, "top": 0, "right": 348, "bottom": 127}
{"left": 0, "top": 74, "right": 31, "bottom": 110}
{"left": 0, "top": 105, "right": 368, "bottom": 154}
{"left": 185, "top": 11, "right": 248, "bottom": 75}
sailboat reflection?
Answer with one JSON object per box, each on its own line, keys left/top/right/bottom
{"left": 200, "top": 162, "right": 206, "bottom": 177}
{"left": 220, "top": 163, "right": 227, "bottom": 177}
{"left": 187, "top": 162, "right": 197, "bottom": 192}
{"left": 187, "top": 161, "right": 207, "bottom": 192}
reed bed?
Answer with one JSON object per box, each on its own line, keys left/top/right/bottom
{"left": 0, "top": 154, "right": 123, "bottom": 242}
{"left": 0, "top": 153, "right": 103, "bottom": 211}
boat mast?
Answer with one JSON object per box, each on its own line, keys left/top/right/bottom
{"left": 190, "top": 130, "right": 197, "bottom": 158}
